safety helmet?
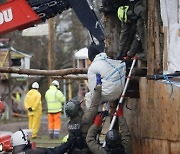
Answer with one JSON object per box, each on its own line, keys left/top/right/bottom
{"left": 52, "top": 80, "right": 59, "bottom": 88}
{"left": 65, "top": 100, "right": 81, "bottom": 118}
{"left": 105, "top": 129, "right": 122, "bottom": 149}
{"left": 11, "top": 129, "right": 30, "bottom": 153}
{"left": 32, "top": 82, "right": 39, "bottom": 89}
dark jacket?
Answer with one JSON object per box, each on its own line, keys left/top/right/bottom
{"left": 86, "top": 117, "right": 132, "bottom": 154}
{"left": 67, "top": 85, "right": 102, "bottom": 154}
{"left": 117, "top": 0, "right": 146, "bottom": 59}
{"left": 26, "top": 141, "right": 72, "bottom": 154}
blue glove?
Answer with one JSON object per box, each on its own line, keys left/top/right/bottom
{"left": 96, "top": 74, "right": 102, "bottom": 85}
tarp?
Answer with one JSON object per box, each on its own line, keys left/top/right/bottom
{"left": 160, "top": 0, "right": 180, "bottom": 73}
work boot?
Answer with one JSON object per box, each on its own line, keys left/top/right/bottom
{"left": 49, "top": 133, "right": 53, "bottom": 139}
{"left": 53, "top": 134, "right": 59, "bottom": 139}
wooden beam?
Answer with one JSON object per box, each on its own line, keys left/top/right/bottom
{"left": 53, "top": 75, "right": 88, "bottom": 80}
{"left": 163, "top": 26, "right": 168, "bottom": 71}
{"left": 147, "top": 0, "right": 155, "bottom": 75}
{"left": 48, "top": 18, "right": 55, "bottom": 85}
{"left": 0, "top": 67, "right": 87, "bottom": 76}
{"left": 154, "top": 0, "right": 161, "bottom": 72}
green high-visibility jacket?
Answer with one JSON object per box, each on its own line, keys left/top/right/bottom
{"left": 117, "top": 6, "right": 129, "bottom": 23}
{"left": 45, "top": 85, "right": 65, "bottom": 113}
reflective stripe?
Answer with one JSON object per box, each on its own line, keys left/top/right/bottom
{"left": 48, "top": 108, "right": 62, "bottom": 112}
{"left": 49, "top": 130, "right": 53, "bottom": 133}
{"left": 117, "top": 6, "right": 129, "bottom": 23}
{"left": 54, "top": 130, "right": 60, "bottom": 135}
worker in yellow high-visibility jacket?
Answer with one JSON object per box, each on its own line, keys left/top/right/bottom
{"left": 45, "top": 80, "right": 65, "bottom": 139}
{"left": 24, "top": 82, "right": 42, "bottom": 139}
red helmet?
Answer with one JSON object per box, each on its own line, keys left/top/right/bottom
{"left": 0, "top": 101, "right": 5, "bottom": 115}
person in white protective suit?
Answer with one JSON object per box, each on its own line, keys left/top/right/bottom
{"left": 88, "top": 52, "right": 126, "bottom": 102}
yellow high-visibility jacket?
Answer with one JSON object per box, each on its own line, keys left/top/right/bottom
{"left": 24, "top": 89, "right": 42, "bottom": 116}
{"left": 45, "top": 86, "right": 65, "bottom": 113}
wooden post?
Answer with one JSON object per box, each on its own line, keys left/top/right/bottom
{"left": 48, "top": 18, "right": 55, "bottom": 85}
{"left": 103, "top": 14, "right": 121, "bottom": 58}
{"left": 147, "top": 0, "right": 155, "bottom": 75}
{"left": 68, "top": 79, "right": 72, "bottom": 100}
{"left": 147, "top": 0, "right": 162, "bottom": 75}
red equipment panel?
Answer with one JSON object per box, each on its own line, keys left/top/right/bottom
{"left": 0, "top": 134, "right": 12, "bottom": 152}
{"left": 0, "top": 0, "right": 41, "bottom": 34}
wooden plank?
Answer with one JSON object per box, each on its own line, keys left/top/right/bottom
{"left": 163, "top": 26, "right": 168, "bottom": 71}
{"left": 147, "top": 0, "right": 155, "bottom": 75}
{"left": 170, "top": 142, "right": 180, "bottom": 154}
{"left": 124, "top": 99, "right": 140, "bottom": 137}
{"left": 147, "top": 80, "right": 155, "bottom": 109}
{"left": 141, "top": 139, "right": 169, "bottom": 154}
{"left": 138, "top": 79, "right": 180, "bottom": 141}
{"left": 154, "top": 0, "right": 162, "bottom": 72}
{"left": 159, "top": 81, "right": 180, "bottom": 141}
{"left": 131, "top": 138, "right": 173, "bottom": 154}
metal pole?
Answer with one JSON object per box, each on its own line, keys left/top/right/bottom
{"left": 102, "top": 57, "right": 137, "bottom": 147}
{"left": 63, "top": 79, "right": 67, "bottom": 117}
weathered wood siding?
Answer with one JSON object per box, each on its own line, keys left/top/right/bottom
{"left": 125, "top": 78, "right": 180, "bottom": 153}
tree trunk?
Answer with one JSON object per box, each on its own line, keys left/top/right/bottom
{"left": 103, "top": 14, "right": 121, "bottom": 59}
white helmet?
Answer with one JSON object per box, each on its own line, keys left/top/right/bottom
{"left": 11, "top": 129, "right": 31, "bottom": 153}
{"left": 11, "top": 130, "right": 29, "bottom": 147}
{"left": 32, "top": 82, "right": 39, "bottom": 89}
{"left": 52, "top": 80, "right": 59, "bottom": 88}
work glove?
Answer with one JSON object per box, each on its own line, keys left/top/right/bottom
{"left": 99, "top": 110, "right": 108, "bottom": 118}
{"left": 123, "top": 55, "right": 131, "bottom": 61}
{"left": 96, "top": 74, "right": 102, "bottom": 85}
{"left": 93, "top": 113, "right": 103, "bottom": 126}
{"left": 116, "top": 105, "right": 123, "bottom": 118}
{"left": 28, "top": 107, "right": 33, "bottom": 112}
{"left": 94, "top": 110, "right": 108, "bottom": 126}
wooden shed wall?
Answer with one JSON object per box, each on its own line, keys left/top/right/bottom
{"left": 125, "top": 77, "right": 180, "bottom": 153}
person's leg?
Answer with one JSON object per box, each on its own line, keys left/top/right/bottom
{"left": 53, "top": 112, "right": 61, "bottom": 139}
{"left": 134, "top": 1, "right": 146, "bottom": 53}
{"left": 31, "top": 113, "right": 41, "bottom": 138}
{"left": 117, "top": 23, "right": 131, "bottom": 59}
{"left": 48, "top": 113, "right": 54, "bottom": 139}
{"left": 127, "top": 34, "right": 141, "bottom": 57}
{"left": 28, "top": 115, "right": 33, "bottom": 130}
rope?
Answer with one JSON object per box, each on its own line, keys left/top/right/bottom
{"left": 163, "top": 75, "right": 173, "bottom": 98}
